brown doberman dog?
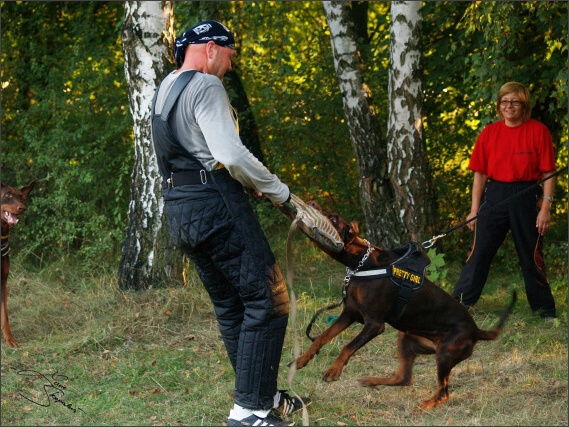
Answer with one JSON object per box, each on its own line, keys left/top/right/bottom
{"left": 1, "top": 179, "right": 36, "bottom": 347}
{"left": 294, "top": 202, "right": 517, "bottom": 409}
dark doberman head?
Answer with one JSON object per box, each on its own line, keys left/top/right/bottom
{"left": 308, "top": 201, "right": 360, "bottom": 246}
{"left": 1, "top": 180, "right": 36, "bottom": 229}
{"left": 307, "top": 201, "right": 389, "bottom": 270}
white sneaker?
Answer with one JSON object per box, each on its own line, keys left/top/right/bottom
{"left": 227, "top": 412, "right": 294, "bottom": 426}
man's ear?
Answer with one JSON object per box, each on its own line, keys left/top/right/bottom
{"left": 206, "top": 41, "right": 218, "bottom": 58}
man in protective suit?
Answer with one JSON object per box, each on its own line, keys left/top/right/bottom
{"left": 151, "top": 20, "right": 305, "bottom": 426}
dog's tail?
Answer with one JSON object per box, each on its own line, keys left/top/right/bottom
{"left": 476, "top": 290, "right": 517, "bottom": 341}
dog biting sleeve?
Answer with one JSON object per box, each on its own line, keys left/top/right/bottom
{"left": 280, "top": 194, "right": 344, "bottom": 252}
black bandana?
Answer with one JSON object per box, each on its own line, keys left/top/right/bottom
{"left": 174, "top": 20, "right": 236, "bottom": 68}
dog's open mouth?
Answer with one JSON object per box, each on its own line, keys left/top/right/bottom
{"left": 2, "top": 210, "right": 19, "bottom": 226}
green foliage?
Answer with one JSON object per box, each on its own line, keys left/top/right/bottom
{"left": 544, "top": 241, "right": 569, "bottom": 298}
{"left": 2, "top": 1, "right": 567, "bottom": 272}
{"left": 502, "top": 320, "right": 525, "bottom": 348}
{"left": 425, "top": 247, "right": 449, "bottom": 289}
{"left": 236, "top": 2, "right": 363, "bottom": 220}
{"left": 1, "top": 2, "right": 133, "bottom": 265}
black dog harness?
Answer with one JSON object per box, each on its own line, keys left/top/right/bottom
{"left": 306, "top": 241, "right": 431, "bottom": 340}
{"left": 352, "top": 242, "right": 431, "bottom": 322}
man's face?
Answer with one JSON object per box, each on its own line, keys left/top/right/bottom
{"left": 208, "top": 44, "right": 236, "bottom": 81}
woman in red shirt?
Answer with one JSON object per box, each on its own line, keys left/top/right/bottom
{"left": 453, "top": 82, "right": 557, "bottom": 320}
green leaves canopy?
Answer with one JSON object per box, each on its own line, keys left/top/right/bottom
{"left": 2, "top": 2, "right": 132, "bottom": 263}
{"left": 1, "top": 1, "right": 566, "bottom": 265}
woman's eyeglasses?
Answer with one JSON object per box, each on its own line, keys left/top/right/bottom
{"left": 500, "top": 100, "right": 522, "bottom": 107}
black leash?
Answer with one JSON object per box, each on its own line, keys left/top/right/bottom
{"left": 305, "top": 300, "right": 343, "bottom": 342}
{"left": 422, "top": 167, "right": 567, "bottom": 249}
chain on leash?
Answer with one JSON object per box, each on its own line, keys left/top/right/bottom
{"left": 342, "top": 239, "right": 374, "bottom": 297}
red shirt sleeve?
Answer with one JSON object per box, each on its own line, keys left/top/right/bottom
{"left": 468, "top": 126, "right": 490, "bottom": 176}
{"left": 536, "top": 123, "right": 556, "bottom": 173}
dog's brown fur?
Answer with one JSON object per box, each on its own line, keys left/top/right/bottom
{"left": 294, "top": 202, "right": 516, "bottom": 409}
{"left": 1, "top": 180, "right": 36, "bottom": 347}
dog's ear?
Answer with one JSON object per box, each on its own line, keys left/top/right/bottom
{"left": 20, "top": 180, "right": 37, "bottom": 200}
{"left": 345, "top": 221, "right": 360, "bottom": 242}
{"left": 350, "top": 221, "right": 360, "bottom": 235}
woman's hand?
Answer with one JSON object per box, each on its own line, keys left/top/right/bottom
{"left": 536, "top": 204, "right": 552, "bottom": 235}
{"left": 466, "top": 211, "right": 478, "bottom": 232}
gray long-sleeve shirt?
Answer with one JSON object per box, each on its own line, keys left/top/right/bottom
{"left": 153, "top": 70, "right": 289, "bottom": 204}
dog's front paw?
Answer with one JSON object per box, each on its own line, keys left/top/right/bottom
{"left": 294, "top": 353, "right": 313, "bottom": 369}
{"left": 3, "top": 335, "right": 19, "bottom": 348}
{"left": 323, "top": 366, "right": 342, "bottom": 382}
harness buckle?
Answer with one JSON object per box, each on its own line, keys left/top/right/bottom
{"left": 167, "top": 172, "right": 174, "bottom": 188}
{"left": 200, "top": 169, "right": 207, "bottom": 184}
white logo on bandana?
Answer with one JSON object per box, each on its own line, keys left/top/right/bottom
{"left": 193, "top": 24, "right": 212, "bottom": 35}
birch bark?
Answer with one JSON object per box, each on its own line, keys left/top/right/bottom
{"left": 323, "top": 1, "right": 399, "bottom": 247}
{"left": 118, "top": 1, "right": 178, "bottom": 290}
{"left": 387, "top": 1, "right": 436, "bottom": 243}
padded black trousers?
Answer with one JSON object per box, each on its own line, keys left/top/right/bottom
{"left": 163, "top": 170, "right": 290, "bottom": 410}
{"left": 453, "top": 180, "right": 556, "bottom": 317}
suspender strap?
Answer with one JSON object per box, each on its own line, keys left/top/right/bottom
{"left": 152, "top": 70, "right": 206, "bottom": 177}
{"left": 154, "top": 70, "right": 198, "bottom": 120}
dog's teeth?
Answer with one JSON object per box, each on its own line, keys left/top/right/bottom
{"left": 3, "top": 211, "right": 19, "bottom": 225}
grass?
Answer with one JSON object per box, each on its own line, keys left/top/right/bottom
{"left": 1, "top": 237, "right": 567, "bottom": 426}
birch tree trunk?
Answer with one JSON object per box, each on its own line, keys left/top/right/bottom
{"left": 387, "top": 1, "right": 437, "bottom": 243}
{"left": 323, "top": 1, "right": 400, "bottom": 247}
{"left": 118, "top": 1, "right": 178, "bottom": 290}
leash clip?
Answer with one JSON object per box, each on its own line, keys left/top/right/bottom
{"left": 422, "top": 233, "right": 445, "bottom": 249}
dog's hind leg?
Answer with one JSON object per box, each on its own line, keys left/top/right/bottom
{"left": 323, "top": 320, "right": 386, "bottom": 382}
{"left": 295, "top": 310, "right": 355, "bottom": 369}
{"left": 360, "top": 332, "right": 436, "bottom": 388}
{"left": 419, "top": 333, "right": 474, "bottom": 409}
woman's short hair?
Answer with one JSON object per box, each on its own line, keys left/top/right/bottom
{"left": 496, "top": 82, "right": 532, "bottom": 122}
